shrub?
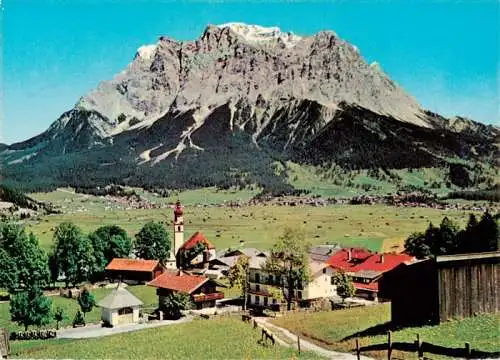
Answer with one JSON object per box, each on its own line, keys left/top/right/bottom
{"left": 10, "top": 330, "right": 57, "bottom": 341}
{"left": 72, "top": 310, "right": 86, "bottom": 327}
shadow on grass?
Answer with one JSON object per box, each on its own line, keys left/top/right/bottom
{"left": 341, "top": 321, "right": 398, "bottom": 342}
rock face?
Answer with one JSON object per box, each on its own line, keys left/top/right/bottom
{"left": 3, "top": 23, "right": 498, "bottom": 190}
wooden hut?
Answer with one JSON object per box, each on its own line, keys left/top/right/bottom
{"left": 379, "top": 251, "right": 499, "bottom": 326}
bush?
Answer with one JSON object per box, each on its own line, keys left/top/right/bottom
{"left": 10, "top": 329, "right": 57, "bottom": 341}
{"left": 72, "top": 310, "right": 86, "bottom": 327}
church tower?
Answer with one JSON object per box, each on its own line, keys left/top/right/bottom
{"left": 173, "top": 200, "right": 184, "bottom": 262}
{"left": 166, "top": 200, "right": 184, "bottom": 269}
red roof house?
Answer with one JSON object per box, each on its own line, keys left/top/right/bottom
{"left": 105, "top": 258, "right": 164, "bottom": 282}
{"left": 326, "top": 248, "right": 414, "bottom": 300}
{"left": 148, "top": 270, "right": 224, "bottom": 310}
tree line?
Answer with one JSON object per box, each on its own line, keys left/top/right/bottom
{"left": 0, "top": 220, "right": 171, "bottom": 330}
{"left": 404, "top": 211, "right": 499, "bottom": 259}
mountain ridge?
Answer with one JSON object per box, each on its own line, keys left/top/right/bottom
{"left": 2, "top": 23, "right": 498, "bottom": 193}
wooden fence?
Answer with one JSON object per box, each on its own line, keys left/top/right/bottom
{"left": 354, "top": 331, "right": 500, "bottom": 360}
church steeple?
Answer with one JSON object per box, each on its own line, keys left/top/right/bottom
{"left": 166, "top": 199, "right": 185, "bottom": 269}
{"left": 173, "top": 199, "right": 184, "bottom": 263}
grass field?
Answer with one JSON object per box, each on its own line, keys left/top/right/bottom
{"left": 10, "top": 317, "right": 323, "bottom": 359}
{"left": 271, "top": 304, "right": 500, "bottom": 359}
{"left": 0, "top": 285, "right": 158, "bottom": 332}
{"left": 26, "top": 189, "right": 482, "bottom": 253}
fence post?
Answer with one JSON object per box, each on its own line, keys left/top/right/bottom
{"left": 387, "top": 331, "right": 392, "bottom": 360}
{"left": 253, "top": 319, "right": 257, "bottom": 329}
{"left": 465, "top": 342, "right": 471, "bottom": 359}
{"left": 416, "top": 333, "right": 423, "bottom": 359}
{"left": 297, "top": 334, "right": 301, "bottom": 354}
{"left": 356, "top": 337, "right": 361, "bottom": 360}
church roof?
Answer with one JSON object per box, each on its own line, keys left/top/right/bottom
{"left": 97, "top": 286, "right": 143, "bottom": 309}
{"left": 180, "top": 232, "right": 215, "bottom": 250}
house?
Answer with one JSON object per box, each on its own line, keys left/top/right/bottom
{"left": 308, "top": 244, "right": 342, "bottom": 262}
{"left": 221, "top": 248, "right": 268, "bottom": 258}
{"left": 246, "top": 256, "right": 336, "bottom": 310}
{"left": 379, "top": 251, "right": 500, "bottom": 326}
{"left": 148, "top": 270, "right": 225, "bottom": 310}
{"left": 326, "top": 248, "right": 414, "bottom": 300}
{"left": 178, "top": 232, "right": 217, "bottom": 269}
{"left": 97, "top": 285, "right": 143, "bottom": 327}
{"left": 209, "top": 255, "right": 241, "bottom": 273}
{"left": 105, "top": 258, "right": 164, "bottom": 283}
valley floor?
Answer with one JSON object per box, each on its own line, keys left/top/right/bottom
{"left": 25, "top": 188, "right": 490, "bottom": 253}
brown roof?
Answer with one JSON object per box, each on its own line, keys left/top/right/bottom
{"left": 106, "top": 258, "right": 160, "bottom": 272}
{"left": 148, "top": 271, "right": 208, "bottom": 294}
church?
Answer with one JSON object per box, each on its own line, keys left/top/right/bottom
{"left": 165, "top": 200, "right": 217, "bottom": 270}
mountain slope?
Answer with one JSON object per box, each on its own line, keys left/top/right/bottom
{"left": 2, "top": 23, "right": 498, "bottom": 193}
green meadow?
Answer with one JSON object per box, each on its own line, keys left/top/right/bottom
{"left": 27, "top": 188, "right": 483, "bottom": 254}
{"left": 11, "top": 317, "right": 322, "bottom": 359}
{"left": 271, "top": 304, "right": 500, "bottom": 359}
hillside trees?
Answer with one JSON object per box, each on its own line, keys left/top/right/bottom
{"left": 264, "top": 227, "right": 310, "bottom": 311}
{"left": 405, "top": 211, "right": 499, "bottom": 258}
{"left": 134, "top": 221, "right": 171, "bottom": 263}
{"left": 53, "top": 222, "right": 95, "bottom": 287}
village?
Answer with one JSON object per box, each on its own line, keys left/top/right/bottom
{"left": 1, "top": 199, "right": 498, "bottom": 359}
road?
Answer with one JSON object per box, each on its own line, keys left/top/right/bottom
{"left": 57, "top": 316, "right": 193, "bottom": 339}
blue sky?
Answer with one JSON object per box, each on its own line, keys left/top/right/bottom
{"left": 2, "top": 0, "right": 499, "bottom": 144}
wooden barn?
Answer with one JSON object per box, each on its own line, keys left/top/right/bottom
{"left": 105, "top": 258, "right": 164, "bottom": 283}
{"left": 379, "top": 251, "right": 499, "bottom": 326}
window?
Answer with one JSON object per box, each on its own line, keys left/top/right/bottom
{"left": 247, "top": 294, "right": 251, "bottom": 304}
{"left": 331, "top": 277, "right": 335, "bottom": 285}
{"left": 264, "top": 297, "right": 268, "bottom": 306}
{"left": 268, "top": 275, "right": 273, "bottom": 284}
{"left": 118, "top": 307, "right": 133, "bottom": 315}
{"left": 272, "top": 298, "right": 277, "bottom": 304}
{"left": 323, "top": 268, "right": 326, "bottom": 274}
{"left": 255, "top": 273, "right": 260, "bottom": 284}
{"left": 297, "top": 291, "right": 302, "bottom": 300}
{"left": 255, "top": 296, "right": 260, "bottom": 304}
{"left": 255, "top": 284, "right": 260, "bottom": 292}
{"left": 177, "top": 226, "right": 181, "bottom": 231}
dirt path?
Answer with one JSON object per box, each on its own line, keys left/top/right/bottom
{"left": 253, "top": 317, "right": 374, "bottom": 360}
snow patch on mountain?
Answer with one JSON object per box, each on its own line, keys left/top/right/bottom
{"left": 136, "top": 44, "right": 158, "bottom": 60}
{"left": 217, "top": 22, "right": 302, "bottom": 48}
